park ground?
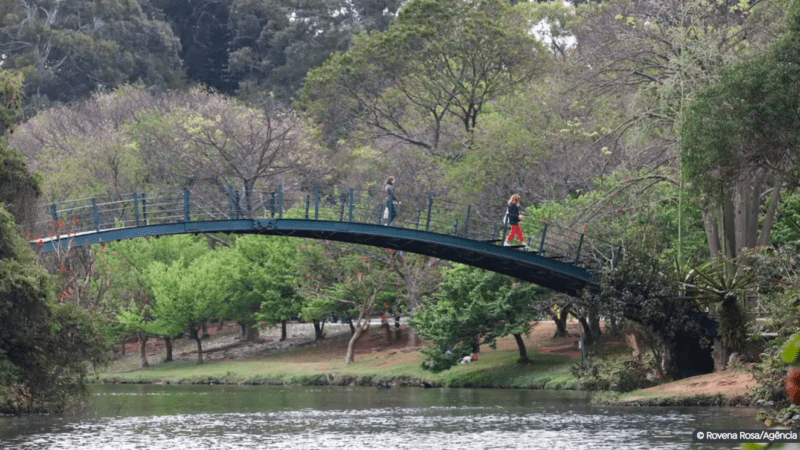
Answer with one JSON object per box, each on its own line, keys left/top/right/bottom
{"left": 100, "top": 320, "right": 758, "bottom": 405}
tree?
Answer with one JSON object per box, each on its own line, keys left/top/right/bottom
{"left": 680, "top": 0, "right": 800, "bottom": 259}
{"left": 569, "top": 0, "right": 788, "bottom": 266}
{"left": 0, "top": 0, "right": 184, "bottom": 108}
{"left": 146, "top": 252, "right": 227, "bottom": 363}
{"left": 9, "top": 85, "right": 161, "bottom": 200}
{"left": 228, "top": 235, "right": 302, "bottom": 342}
{"left": 410, "top": 265, "right": 542, "bottom": 372}
{"left": 105, "top": 235, "right": 208, "bottom": 367}
{"left": 129, "top": 88, "right": 317, "bottom": 212}
{"left": 228, "top": 0, "right": 403, "bottom": 104}
{"left": 0, "top": 195, "right": 109, "bottom": 413}
{"left": 299, "top": 241, "right": 400, "bottom": 364}
{"left": 300, "top": 0, "right": 548, "bottom": 157}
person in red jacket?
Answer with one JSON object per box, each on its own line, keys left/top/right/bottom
{"left": 504, "top": 194, "right": 529, "bottom": 250}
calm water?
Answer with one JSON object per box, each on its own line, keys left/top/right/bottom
{"left": 0, "top": 384, "right": 764, "bottom": 449}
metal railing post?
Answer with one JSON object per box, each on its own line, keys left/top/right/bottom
{"left": 463, "top": 205, "right": 471, "bottom": 238}
{"left": 133, "top": 193, "right": 140, "bottom": 227}
{"left": 349, "top": 189, "right": 354, "bottom": 222}
{"left": 451, "top": 218, "right": 458, "bottom": 235}
{"left": 573, "top": 233, "right": 585, "bottom": 265}
{"left": 270, "top": 192, "right": 275, "bottom": 218}
{"left": 92, "top": 198, "right": 99, "bottom": 232}
{"left": 425, "top": 194, "right": 433, "bottom": 232}
{"left": 377, "top": 204, "right": 383, "bottom": 224}
{"left": 538, "top": 222, "right": 549, "bottom": 255}
{"left": 339, "top": 198, "right": 345, "bottom": 222}
{"left": 184, "top": 188, "right": 190, "bottom": 222}
{"left": 305, "top": 194, "right": 310, "bottom": 220}
{"left": 142, "top": 193, "right": 147, "bottom": 226}
{"left": 415, "top": 210, "right": 421, "bottom": 229}
{"left": 314, "top": 187, "right": 319, "bottom": 220}
{"left": 228, "top": 186, "right": 234, "bottom": 219}
{"left": 278, "top": 185, "right": 283, "bottom": 219}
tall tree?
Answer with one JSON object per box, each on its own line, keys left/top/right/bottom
{"left": 411, "top": 265, "right": 543, "bottom": 372}
{"left": 0, "top": 0, "right": 184, "bottom": 108}
{"left": 228, "top": 236, "right": 302, "bottom": 342}
{"left": 228, "top": 0, "right": 403, "bottom": 104}
{"left": 146, "top": 253, "right": 229, "bottom": 363}
{"left": 300, "top": 0, "right": 548, "bottom": 157}
{"left": 680, "top": 0, "right": 800, "bottom": 258}
{"left": 299, "top": 242, "right": 400, "bottom": 364}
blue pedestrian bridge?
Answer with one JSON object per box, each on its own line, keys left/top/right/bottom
{"left": 27, "top": 186, "right": 611, "bottom": 296}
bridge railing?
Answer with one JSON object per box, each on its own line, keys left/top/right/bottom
{"left": 31, "top": 186, "right": 613, "bottom": 270}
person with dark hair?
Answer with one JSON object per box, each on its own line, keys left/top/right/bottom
{"left": 385, "top": 176, "right": 401, "bottom": 226}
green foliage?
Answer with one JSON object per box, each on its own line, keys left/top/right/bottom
{"left": 0, "top": 68, "right": 22, "bottom": 135}
{"left": 229, "top": 236, "right": 302, "bottom": 327}
{"left": 0, "top": 205, "right": 110, "bottom": 413}
{"left": 300, "top": 0, "right": 547, "bottom": 154}
{"left": 0, "top": 0, "right": 183, "bottom": 106}
{"left": 571, "top": 356, "right": 655, "bottom": 392}
{"left": 411, "top": 264, "right": 543, "bottom": 372}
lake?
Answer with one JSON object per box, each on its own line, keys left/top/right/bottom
{"left": 0, "top": 384, "right": 765, "bottom": 449}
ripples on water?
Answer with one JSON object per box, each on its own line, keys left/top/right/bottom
{"left": 0, "top": 386, "right": 756, "bottom": 449}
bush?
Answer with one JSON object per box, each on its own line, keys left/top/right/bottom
{"left": 571, "top": 356, "right": 655, "bottom": 392}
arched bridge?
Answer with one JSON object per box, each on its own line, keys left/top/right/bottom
{"left": 27, "top": 186, "right": 611, "bottom": 296}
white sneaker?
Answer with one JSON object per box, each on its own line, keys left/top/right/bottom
{"left": 503, "top": 240, "right": 511, "bottom": 247}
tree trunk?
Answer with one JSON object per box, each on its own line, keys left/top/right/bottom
{"left": 513, "top": 333, "right": 529, "bottom": 363}
{"left": 589, "top": 310, "right": 602, "bottom": 340}
{"left": 394, "top": 316, "right": 402, "bottom": 341}
{"left": 239, "top": 323, "right": 259, "bottom": 342}
{"left": 712, "top": 337, "right": 729, "bottom": 372}
{"left": 138, "top": 333, "right": 149, "bottom": 368}
{"left": 312, "top": 319, "right": 325, "bottom": 340}
{"left": 163, "top": 335, "right": 173, "bottom": 362}
{"left": 201, "top": 321, "right": 209, "bottom": 339}
{"left": 190, "top": 327, "right": 204, "bottom": 363}
{"left": 345, "top": 323, "right": 367, "bottom": 365}
{"left": 348, "top": 318, "right": 356, "bottom": 336}
{"left": 552, "top": 306, "right": 569, "bottom": 338}
{"left": 578, "top": 316, "right": 593, "bottom": 345}
{"left": 381, "top": 317, "right": 393, "bottom": 343}
{"left": 407, "top": 327, "right": 421, "bottom": 347}
{"left": 280, "top": 319, "right": 287, "bottom": 341}
{"left": 759, "top": 183, "right": 782, "bottom": 246}
{"left": 701, "top": 206, "right": 722, "bottom": 257}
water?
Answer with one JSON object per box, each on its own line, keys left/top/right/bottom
{"left": 0, "top": 384, "right": 764, "bottom": 449}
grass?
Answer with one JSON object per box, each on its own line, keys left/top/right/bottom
{"left": 98, "top": 325, "right": 586, "bottom": 389}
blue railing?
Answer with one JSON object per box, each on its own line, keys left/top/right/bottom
{"left": 28, "top": 186, "right": 614, "bottom": 270}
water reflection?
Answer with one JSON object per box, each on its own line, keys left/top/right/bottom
{"left": 0, "top": 385, "right": 761, "bottom": 449}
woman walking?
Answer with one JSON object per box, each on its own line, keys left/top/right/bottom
{"left": 385, "top": 177, "right": 400, "bottom": 226}
{"left": 504, "top": 194, "right": 528, "bottom": 250}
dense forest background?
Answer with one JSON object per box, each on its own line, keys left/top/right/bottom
{"left": 2, "top": 0, "right": 800, "bottom": 418}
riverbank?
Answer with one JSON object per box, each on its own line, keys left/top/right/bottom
{"left": 101, "top": 321, "right": 585, "bottom": 389}
{"left": 99, "top": 321, "right": 761, "bottom": 406}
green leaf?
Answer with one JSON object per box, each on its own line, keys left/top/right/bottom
{"left": 780, "top": 334, "right": 800, "bottom": 364}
